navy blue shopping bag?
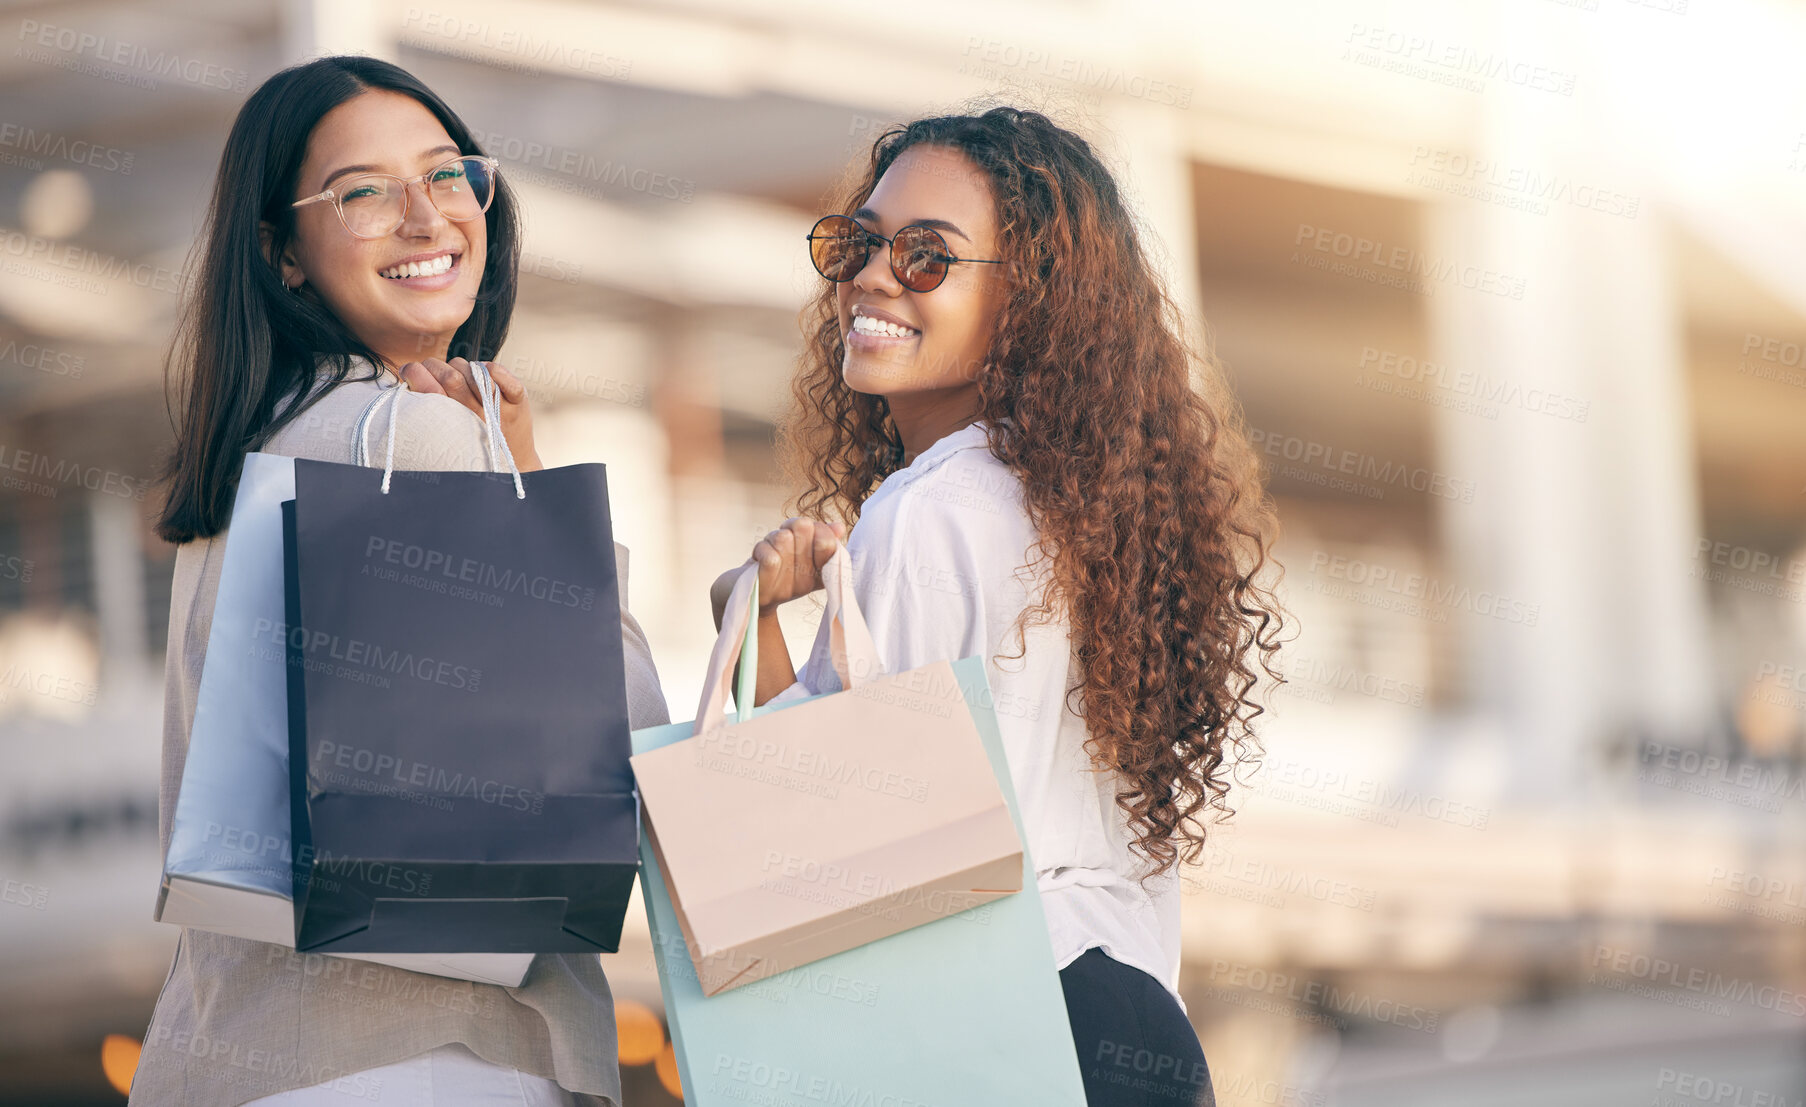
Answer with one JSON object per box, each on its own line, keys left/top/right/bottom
{"left": 280, "top": 455, "right": 638, "bottom": 955}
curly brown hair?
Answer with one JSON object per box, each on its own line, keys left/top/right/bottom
{"left": 780, "top": 105, "right": 1287, "bottom": 877}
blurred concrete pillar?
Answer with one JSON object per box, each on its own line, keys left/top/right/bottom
{"left": 653, "top": 307, "right": 727, "bottom": 483}
{"left": 282, "top": 0, "right": 396, "bottom": 65}
{"left": 1426, "top": 68, "right": 1715, "bottom": 801}
{"left": 87, "top": 492, "right": 146, "bottom": 693}
{"left": 1099, "top": 99, "right": 1205, "bottom": 352}
{"left": 1578, "top": 208, "right": 1719, "bottom": 746}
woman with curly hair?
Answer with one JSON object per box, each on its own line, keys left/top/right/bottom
{"left": 715, "top": 105, "right": 1284, "bottom": 1106}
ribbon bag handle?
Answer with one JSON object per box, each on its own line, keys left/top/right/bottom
{"left": 357, "top": 361, "right": 526, "bottom": 498}
{"left": 818, "top": 543, "right": 881, "bottom": 697}
{"left": 694, "top": 543, "right": 883, "bottom": 729}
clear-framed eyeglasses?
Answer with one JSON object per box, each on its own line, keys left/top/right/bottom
{"left": 291, "top": 155, "right": 500, "bottom": 239}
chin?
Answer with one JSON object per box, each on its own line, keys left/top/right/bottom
{"left": 842, "top": 363, "right": 903, "bottom": 397}
{"left": 842, "top": 350, "right": 921, "bottom": 396}
{"left": 375, "top": 297, "right": 472, "bottom": 337}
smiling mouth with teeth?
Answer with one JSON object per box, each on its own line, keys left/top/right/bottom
{"left": 380, "top": 254, "right": 456, "bottom": 280}
{"left": 850, "top": 314, "right": 920, "bottom": 338}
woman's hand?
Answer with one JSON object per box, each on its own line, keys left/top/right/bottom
{"left": 702, "top": 517, "right": 843, "bottom": 706}
{"left": 751, "top": 517, "right": 845, "bottom": 617}
{"left": 398, "top": 357, "right": 542, "bottom": 472}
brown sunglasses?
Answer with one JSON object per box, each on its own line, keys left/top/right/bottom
{"left": 806, "top": 214, "right": 1008, "bottom": 293}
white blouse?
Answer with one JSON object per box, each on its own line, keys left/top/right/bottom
{"left": 790, "top": 421, "right": 1184, "bottom": 1006}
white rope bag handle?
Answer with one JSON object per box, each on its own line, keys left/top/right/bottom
{"left": 355, "top": 362, "right": 525, "bottom": 498}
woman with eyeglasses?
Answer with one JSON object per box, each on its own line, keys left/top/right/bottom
{"left": 141, "top": 56, "right": 666, "bottom": 1106}
{"left": 716, "top": 107, "right": 1286, "bottom": 1107}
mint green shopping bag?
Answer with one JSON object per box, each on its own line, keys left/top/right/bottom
{"left": 630, "top": 552, "right": 1087, "bottom": 1105}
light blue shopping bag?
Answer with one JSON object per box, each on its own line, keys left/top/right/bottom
{"left": 631, "top": 555, "right": 1087, "bottom": 1105}
{"left": 156, "top": 448, "right": 530, "bottom": 985}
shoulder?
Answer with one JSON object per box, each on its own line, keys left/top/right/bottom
{"left": 851, "top": 426, "right": 1041, "bottom": 604}
{"left": 368, "top": 386, "right": 489, "bottom": 472}
{"left": 826, "top": 427, "right": 1047, "bottom": 680}
{"left": 909, "top": 441, "right": 1026, "bottom": 520}
{"left": 861, "top": 428, "right": 1032, "bottom": 560}
{"left": 265, "top": 377, "right": 487, "bottom": 472}
{"left": 262, "top": 377, "right": 375, "bottom": 462}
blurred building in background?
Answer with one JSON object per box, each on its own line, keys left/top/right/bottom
{"left": 3, "top": 0, "right": 1805, "bottom": 1103}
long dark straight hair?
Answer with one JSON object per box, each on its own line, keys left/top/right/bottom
{"left": 154, "top": 55, "right": 520, "bottom": 544}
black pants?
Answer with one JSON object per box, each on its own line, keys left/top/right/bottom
{"left": 1059, "top": 948, "right": 1215, "bottom": 1107}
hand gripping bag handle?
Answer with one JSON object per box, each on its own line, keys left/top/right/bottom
{"left": 694, "top": 542, "right": 881, "bottom": 727}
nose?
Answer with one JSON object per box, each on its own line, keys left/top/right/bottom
{"left": 396, "top": 178, "right": 450, "bottom": 238}
{"left": 851, "top": 234, "right": 903, "bottom": 297}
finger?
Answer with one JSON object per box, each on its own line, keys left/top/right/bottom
{"left": 399, "top": 362, "right": 447, "bottom": 395}
{"left": 436, "top": 358, "right": 477, "bottom": 400}
{"left": 770, "top": 527, "right": 796, "bottom": 568}
{"left": 783, "top": 520, "right": 813, "bottom": 585}
{"left": 811, "top": 522, "right": 838, "bottom": 568}
{"left": 428, "top": 355, "right": 473, "bottom": 399}
{"left": 447, "top": 357, "right": 483, "bottom": 400}
{"left": 752, "top": 541, "right": 780, "bottom": 587}
{"left": 482, "top": 362, "right": 527, "bottom": 404}
{"left": 785, "top": 517, "right": 833, "bottom": 569}
{"left": 757, "top": 531, "right": 787, "bottom": 577}
{"left": 771, "top": 526, "right": 810, "bottom": 595}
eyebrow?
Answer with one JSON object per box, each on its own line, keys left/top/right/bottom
{"left": 852, "top": 206, "right": 971, "bottom": 244}
{"left": 321, "top": 144, "right": 462, "bottom": 191}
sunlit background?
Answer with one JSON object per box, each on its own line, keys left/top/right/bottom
{"left": 3, "top": 0, "right": 1805, "bottom": 1102}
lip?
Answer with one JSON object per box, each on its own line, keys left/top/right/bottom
{"left": 846, "top": 302, "right": 921, "bottom": 352}
{"left": 379, "top": 248, "right": 462, "bottom": 291}
{"left": 852, "top": 303, "right": 919, "bottom": 330}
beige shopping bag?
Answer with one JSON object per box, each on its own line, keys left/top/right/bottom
{"left": 629, "top": 546, "right": 1023, "bottom": 996}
